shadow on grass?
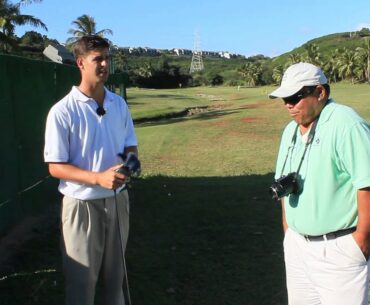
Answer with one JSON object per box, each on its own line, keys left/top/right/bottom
{"left": 127, "top": 94, "right": 198, "bottom": 101}
{"left": 0, "top": 174, "right": 287, "bottom": 305}
{"left": 136, "top": 108, "right": 242, "bottom": 127}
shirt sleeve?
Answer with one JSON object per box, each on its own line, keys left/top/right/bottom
{"left": 338, "top": 121, "right": 370, "bottom": 190}
{"left": 44, "top": 105, "right": 70, "bottom": 163}
{"left": 122, "top": 101, "right": 138, "bottom": 147}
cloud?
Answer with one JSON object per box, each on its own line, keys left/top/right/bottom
{"left": 355, "top": 23, "right": 370, "bottom": 30}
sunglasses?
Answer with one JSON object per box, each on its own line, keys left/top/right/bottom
{"left": 283, "top": 86, "right": 317, "bottom": 105}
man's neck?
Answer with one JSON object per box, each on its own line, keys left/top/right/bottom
{"left": 78, "top": 82, "right": 105, "bottom": 105}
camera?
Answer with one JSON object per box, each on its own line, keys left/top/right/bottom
{"left": 269, "top": 172, "right": 299, "bottom": 200}
{"left": 116, "top": 152, "right": 141, "bottom": 177}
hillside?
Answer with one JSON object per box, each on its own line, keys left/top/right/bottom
{"left": 271, "top": 30, "right": 370, "bottom": 67}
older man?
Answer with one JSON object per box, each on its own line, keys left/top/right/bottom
{"left": 269, "top": 62, "right": 370, "bottom": 305}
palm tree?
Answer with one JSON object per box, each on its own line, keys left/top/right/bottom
{"left": 0, "top": 0, "right": 47, "bottom": 51}
{"left": 112, "top": 47, "right": 127, "bottom": 72}
{"left": 303, "top": 43, "right": 321, "bottom": 66}
{"left": 337, "top": 48, "right": 360, "bottom": 84}
{"left": 237, "top": 62, "right": 263, "bottom": 87}
{"left": 66, "top": 14, "right": 113, "bottom": 45}
{"left": 355, "top": 38, "right": 370, "bottom": 83}
{"left": 136, "top": 62, "right": 153, "bottom": 78}
{"left": 272, "top": 65, "right": 283, "bottom": 85}
{"left": 322, "top": 49, "right": 340, "bottom": 83}
{"left": 286, "top": 53, "right": 302, "bottom": 67}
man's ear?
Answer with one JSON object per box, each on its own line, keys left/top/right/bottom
{"left": 76, "top": 57, "right": 84, "bottom": 69}
{"left": 316, "top": 85, "right": 326, "bottom": 101}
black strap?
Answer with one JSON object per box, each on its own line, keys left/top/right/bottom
{"left": 279, "top": 124, "right": 299, "bottom": 177}
{"left": 279, "top": 117, "right": 319, "bottom": 177}
{"left": 296, "top": 118, "right": 319, "bottom": 175}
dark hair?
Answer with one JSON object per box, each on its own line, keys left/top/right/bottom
{"left": 322, "top": 83, "right": 330, "bottom": 97}
{"left": 73, "top": 35, "right": 110, "bottom": 59}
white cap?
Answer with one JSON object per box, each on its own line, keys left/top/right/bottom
{"left": 269, "top": 62, "right": 327, "bottom": 99}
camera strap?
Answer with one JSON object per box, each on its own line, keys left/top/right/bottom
{"left": 279, "top": 124, "right": 299, "bottom": 177}
{"left": 279, "top": 117, "right": 319, "bottom": 177}
{"left": 295, "top": 118, "right": 319, "bottom": 175}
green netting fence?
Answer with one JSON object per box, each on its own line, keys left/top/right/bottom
{"left": 0, "top": 54, "right": 127, "bottom": 235}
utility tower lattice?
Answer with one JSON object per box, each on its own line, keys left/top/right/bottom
{"left": 189, "top": 32, "right": 204, "bottom": 73}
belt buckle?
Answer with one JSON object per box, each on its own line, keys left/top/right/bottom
{"left": 304, "top": 234, "right": 324, "bottom": 242}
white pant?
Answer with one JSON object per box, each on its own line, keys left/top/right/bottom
{"left": 284, "top": 228, "right": 370, "bottom": 305}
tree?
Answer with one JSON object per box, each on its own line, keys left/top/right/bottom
{"left": 322, "top": 49, "right": 340, "bottom": 83}
{"left": 303, "top": 43, "right": 321, "bottom": 66}
{"left": 237, "top": 62, "right": 263, "bottom": 87}
{"left": 210, "top": 74, "right": 223, "bottom": 86}
{"left": 20, "top": 30, "right": 43, "bottom": 45}
{"left": 358, "top": 27, "right": 370, "bottom": 37}
{"left": 337, "top": 48, "right": 360, "bottom": 84}
{"left": 272, "top": 65, "right": 283, "bottom": 85}
{"left": 112, "top": 48, "right": 127, "bottom": 73}
{"left": 0, "top": 0, "right": 47, "bottom": 51}
{"left": 66, "top": 14, "right": 113, "bottom": 45}
{"left": 355, "top": 38, "right": 370, "bottom": 83}
{"left": 136, "top": 62, "right": 153, "bottom": 78}
{"left": 286, "top": 53, "right": 302, "bottom": 67}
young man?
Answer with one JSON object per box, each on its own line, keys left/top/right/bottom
{"left": 44, "top": 35, "right": 138, "bottom": 305}
{"left": 269, "top": 62, "right": 370, "bottom": 305}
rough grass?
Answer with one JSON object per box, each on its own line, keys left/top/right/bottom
{"left": 0, "top": 83, "right": 369, "bottom": 305}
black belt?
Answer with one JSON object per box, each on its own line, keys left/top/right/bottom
{"left": 303, "top": 227, "right": 356, "bottom": 242}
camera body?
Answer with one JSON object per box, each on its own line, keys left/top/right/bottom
{"left": 116, "top": 152, "right": 141, "bottom": 177}
{"left": 269, "top": 172, "right": 299, "bottom": 200}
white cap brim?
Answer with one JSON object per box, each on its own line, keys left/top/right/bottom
{"left": 269, "top": 84, "right": 303, "bottom": 99}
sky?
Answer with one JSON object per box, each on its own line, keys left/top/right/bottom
{"left": 15, "top": 0, "right": 370, "bottom": 57}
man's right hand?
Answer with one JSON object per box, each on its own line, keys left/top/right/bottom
{"left": 48, "top": 163, "right": 128, "bottom": 190}
{"left": 96, "top": 164, "right": 127, "bottom": 190}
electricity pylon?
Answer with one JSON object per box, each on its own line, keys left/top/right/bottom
{"left": 190, "top": 31, "right": 204, "bottom": 73}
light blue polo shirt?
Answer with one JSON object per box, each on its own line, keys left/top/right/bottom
{"left": 44, "top": 86, "right": 138, "bottom": 200}
{"left": 275, "top": 100, "right": 370, "bottom": 235}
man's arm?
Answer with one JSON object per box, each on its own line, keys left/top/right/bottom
{"left": 48, "top": 163, "right": 127, "bottom": 190}
{"left": 353, "top": 187, "right": 370, "bottom": 259}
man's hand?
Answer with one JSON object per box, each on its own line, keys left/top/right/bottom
{"left": 354, "top": 188, "right": 370, "bottom": 260}
{"left": 96, "top": 164, "right": 127, "bottom": 190}
{"left": 352, "top": 231, "right": 370, "bottom": 260}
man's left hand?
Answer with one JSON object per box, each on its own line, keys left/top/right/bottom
{"left": 352, "top": 231, "right": 370, "bottom": 260}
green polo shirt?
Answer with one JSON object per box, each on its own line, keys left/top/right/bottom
{"left": 275, "top": 100, "right": 370, "bottom": 235}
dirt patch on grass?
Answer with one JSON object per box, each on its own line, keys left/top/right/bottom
{"left": 241, "top": 117, "right": 265, "bottom": 124}
{"left": 195, "top": 94, "right": 225, "bottom": 102}
{"left": 212, "top": 120, "right": 229, "bottom": 127}
{"left": 239, "top": 103, "right": 264, "bottom": 109}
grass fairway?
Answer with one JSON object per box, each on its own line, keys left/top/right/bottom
{"left": 0, "top": 83, "right": 369, "bottom": 305}
{"left": 131, "top": 86, "right": 287, "bottom": 177}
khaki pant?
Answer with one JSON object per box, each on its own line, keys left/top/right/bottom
{"left": 61, "top": 191, "right": 130, "bottom": 305}
{"left": 284, "top": 228, "right": 370, "bottom": 305}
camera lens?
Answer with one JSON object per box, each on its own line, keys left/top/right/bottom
{"left": 269, "top": 173, "right": 298, "bottom": 200}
